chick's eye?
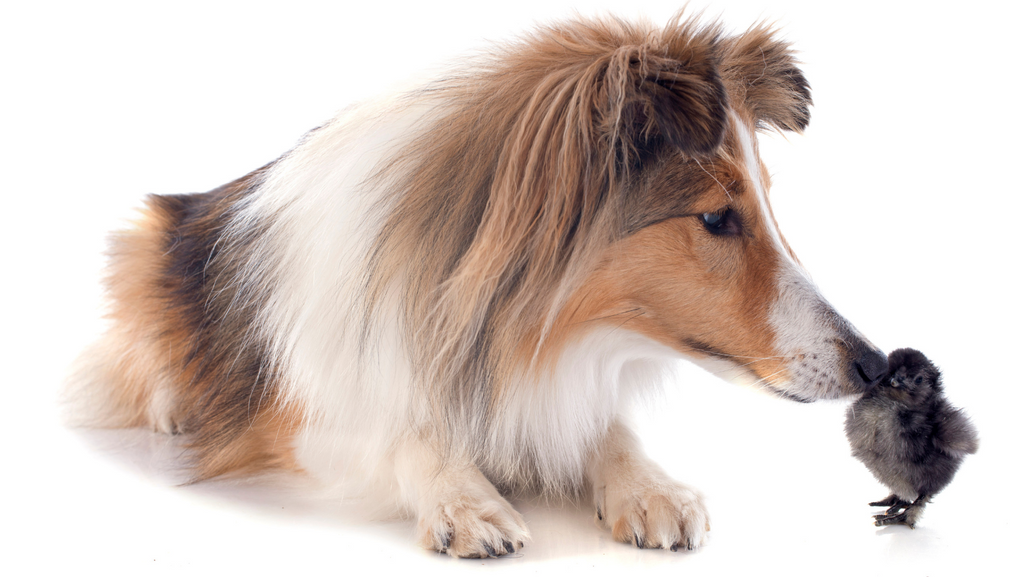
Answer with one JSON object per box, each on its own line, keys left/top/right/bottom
{"left": 700, "top": 209, "right": 740, "bottom": 236}
{"left": 914, "top": 376, "right": 923, "bottom": 385}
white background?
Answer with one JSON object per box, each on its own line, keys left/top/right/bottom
{"left": 3, "top": 1, "right": 1022, "bottom": 575}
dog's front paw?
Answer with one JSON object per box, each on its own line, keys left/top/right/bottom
{"left": 416, "top": 490, "right": 530, "bottom": 558}
{"left": 597, "top": 481, "right": 710, "bottom": 551}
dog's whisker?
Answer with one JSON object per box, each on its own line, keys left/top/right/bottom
{"left": 692, "top": 156, "right": 732, "bottom": 201}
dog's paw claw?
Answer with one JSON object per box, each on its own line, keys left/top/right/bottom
{"left": 482, "top": 541, "right": 497, "bottom": 558}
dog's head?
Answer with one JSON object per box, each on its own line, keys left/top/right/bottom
{"left": 553, "top": 22, "right": 886, "bottom": 401}
{"left": 578, "top": 120, "right": 888, "bottom": 401}
{"left": 373, "top": 16, "right": 886, "bottom": 402}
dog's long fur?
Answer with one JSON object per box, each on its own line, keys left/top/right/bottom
{"left": 71, "top": 14, "right": 888, "bottom": 557}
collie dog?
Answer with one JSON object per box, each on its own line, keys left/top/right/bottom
{"left": 71, "top": 14, "right": 887, "bottom": 557}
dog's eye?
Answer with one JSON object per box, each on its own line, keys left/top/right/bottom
{"left": 700, "top": 209, "right": 740, "bottom": 236}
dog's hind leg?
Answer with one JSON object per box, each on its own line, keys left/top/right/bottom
{"left": 588, "top": 419, "right": 710, "bottom": 551}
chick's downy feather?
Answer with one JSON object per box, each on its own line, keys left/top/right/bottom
{"left": 844, "top": 348, "right": 978, "bottom": 527}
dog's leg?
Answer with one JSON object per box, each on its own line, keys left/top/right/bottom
{"left": 146, "top": 380, "right": 182, "bottom": 435}
{"left": 393, "top": 436, "right": 529, "bottom": 558}
{"left": 589, "top": 420, "right": 710, "bottom": 551}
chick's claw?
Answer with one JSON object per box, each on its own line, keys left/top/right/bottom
{"left": 874, "top": 511, "right": 914, "bottom": 529}
{"left": 868, "top": 494, "right": 910, "bottom": 509}
{"left": 872, "top": 501, "right": 910, "bottom": 517}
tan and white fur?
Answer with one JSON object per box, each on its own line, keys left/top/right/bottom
{"left": 69, "top": 14, "right": 887, "bottom": 557}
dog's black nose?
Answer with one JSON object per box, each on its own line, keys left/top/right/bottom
{"left": 853, "top": 345, "right": 888, "bottom": 387}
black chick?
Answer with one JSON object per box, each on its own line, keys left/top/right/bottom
{"left": 844, "top": 348, "right": 978, "bottom": 528}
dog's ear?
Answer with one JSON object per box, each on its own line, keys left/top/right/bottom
{"left": 718, "top": 27, "right": 812, "bottom": 132}
{"left": 605, "top": 49, "right": 729, "bottom": 158}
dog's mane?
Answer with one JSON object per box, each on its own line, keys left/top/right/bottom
{"left": 361, "top": 14, "right": 809, "bottom": 432}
